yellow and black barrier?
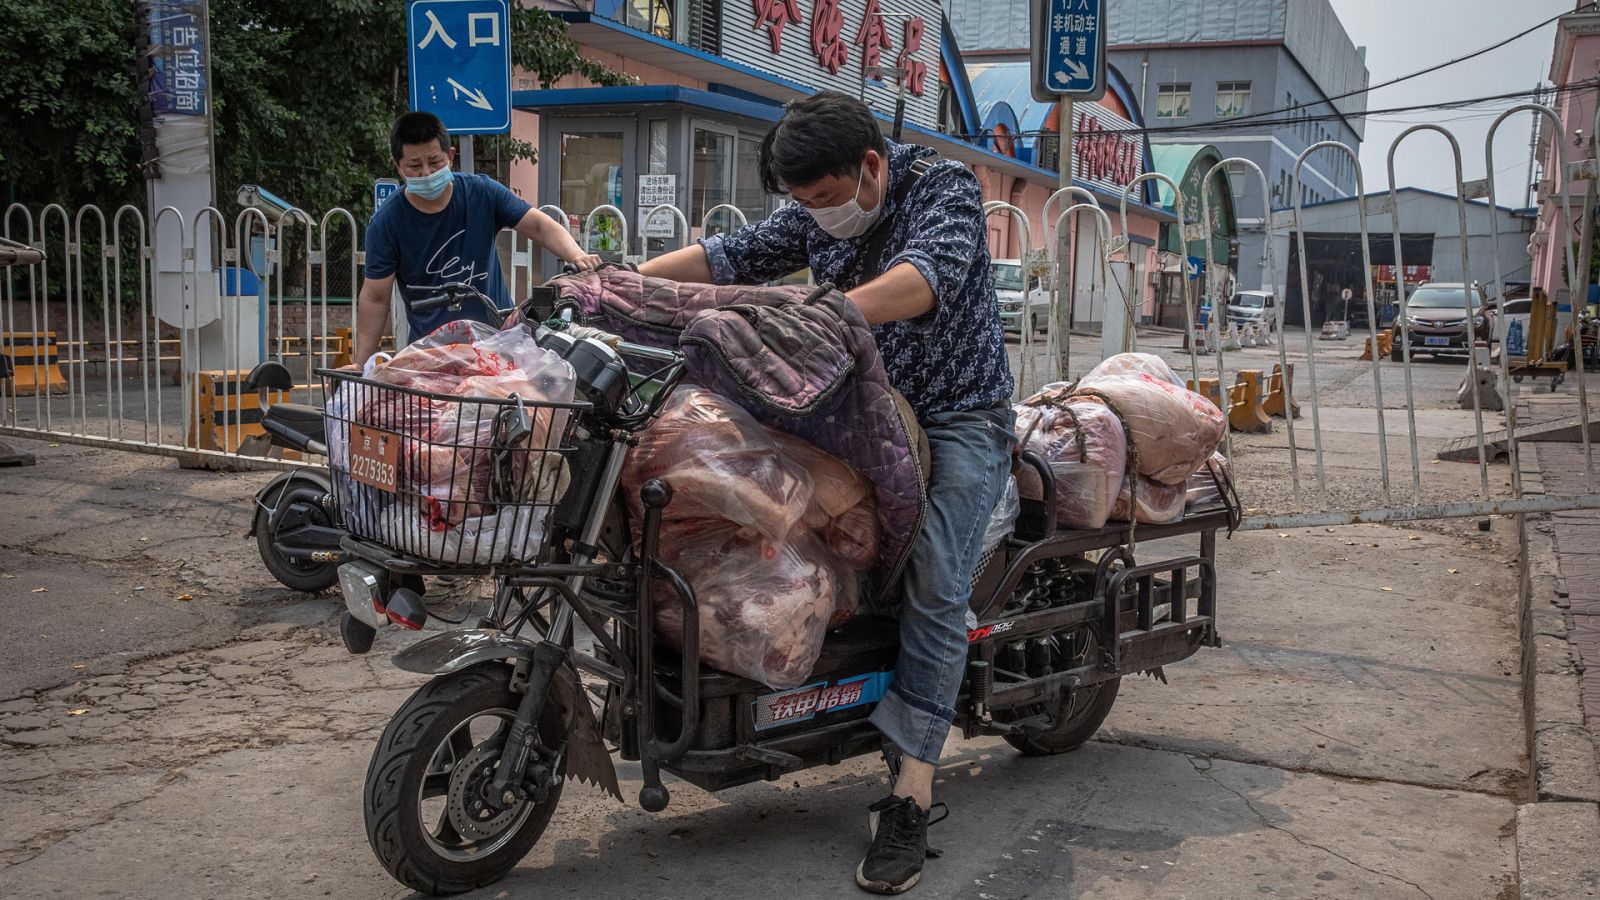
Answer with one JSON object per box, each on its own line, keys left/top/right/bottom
{"left": 0, "top": 332, "right": 69, "bottom": 395}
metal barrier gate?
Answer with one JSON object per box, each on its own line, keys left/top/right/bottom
{"left": 6, "top": 109, "right": 1600, "bottom": 527}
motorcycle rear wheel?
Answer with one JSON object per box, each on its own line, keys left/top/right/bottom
{"left": 364, "top": 664, "right": 566, "bottom": 895}
{"left": 253, "top": 502, "right": 338, "bottom": 593}
{"left": 999, "top": 627, "right": 1120, "bottom": 756}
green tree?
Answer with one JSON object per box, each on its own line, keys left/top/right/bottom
{"left": 0, "top": 0, "right": 627, "bottom": 218}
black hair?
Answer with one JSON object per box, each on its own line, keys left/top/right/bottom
{"left": 758, "top": 91, "right": 888, "bottom": 194}
{"left": 390, "top": 112, "right": 450, "bottom": 160}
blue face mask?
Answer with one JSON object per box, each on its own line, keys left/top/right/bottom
{"left": 405, "top": 165, "right": 453, "bottom": 201}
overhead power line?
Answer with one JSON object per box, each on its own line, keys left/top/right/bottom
{"left": 955, "top": 79, "right": 1595, "bottom": 142}
{"left": 1193, "top": 2, "right": 1594, "bottom": 131}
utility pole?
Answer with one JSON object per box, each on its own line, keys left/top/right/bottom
{"left": 1524, "top": 83, "right": 1544, "bottom": 211}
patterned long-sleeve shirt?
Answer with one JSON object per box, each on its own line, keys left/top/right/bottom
{"left": 700, "top": 141, "right": 1014, "bottom": 419}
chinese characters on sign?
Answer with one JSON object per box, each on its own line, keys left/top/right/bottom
{"left": 810, "top": 0, "right": 849, "bottom": 75}
{"left": 1072, "top": 106, "right": 1145, "bottom": 191}
{"left": 407, "top": 0, "right": 512, "bottom": 134}
{"left": 748, "top": 0, "right": 927, "bottom": 97}
{"left": 141, "top": 0, "right": 208, "bottom": 117}
{"left": 1034, "top": 0, "right": 1105, "bottom": 101}
{"left": 752, "top": 0, "right": 804, "bottom": 53}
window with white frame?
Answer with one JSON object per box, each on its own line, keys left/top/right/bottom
{"left": 1215, "top": 81, "right": 1250, "bottom": 118}
{"left": 1157, "top": 83, "right": 1191, "bottom": 119}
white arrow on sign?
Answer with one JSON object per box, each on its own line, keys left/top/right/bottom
{"left": 1053, "top": 58, "right": 1090, "bottom": 85}
{"left": 447, "top": 77, "right": 494, "bottom": 111}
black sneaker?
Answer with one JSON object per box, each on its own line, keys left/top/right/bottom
{"left": 856, "top": 795, "right": 948, "bottom": 894}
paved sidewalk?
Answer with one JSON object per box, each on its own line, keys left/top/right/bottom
{"left": 1530, "top": 443, "right": 1600, "bottom": 758}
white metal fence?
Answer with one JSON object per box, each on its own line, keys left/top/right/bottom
{"left": 5, "top": 107, "right": 1600, "bottom": 529}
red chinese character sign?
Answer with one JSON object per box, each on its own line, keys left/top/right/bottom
{"left": 810, "top": 0, "right": 848, "bottom": 74}
{"left": 1069, "top": 101, "right": 1147, "bottom": 195}
{"left": 724, "top": 0, "right": 943, "bottom": 130}
{"left": 853, "top": 0, "right": 892, "bottom": 71}
{"left": 897, "top": 17, "right": 926, "bottom": 96}
{"left": 753, "top": 0, "right": 803, "bottom": 53}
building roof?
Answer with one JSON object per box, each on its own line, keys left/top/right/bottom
{"left": 1296, "top": 185, "right": 1526, "bottom": 215}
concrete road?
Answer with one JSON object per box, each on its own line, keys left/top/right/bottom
{"left": 0, "top": 428, "right": 1526, "bottom": 898}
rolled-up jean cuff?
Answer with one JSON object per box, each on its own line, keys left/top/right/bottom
{"left": 870, "top": 686, "right": 954, "bottom": 764}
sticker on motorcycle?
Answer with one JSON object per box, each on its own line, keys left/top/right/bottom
{"left": 349, "top": 424, "right": 399, "bottom": 493}
{"left": 967, "top": 620, "right": 1016, "bottom": 642}
{"left": 753, "top": 671, "right": 891, "bottom": 731}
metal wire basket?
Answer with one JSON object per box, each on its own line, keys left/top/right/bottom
{"left": 320, "top": 368, "right": 590, "bottom": 570}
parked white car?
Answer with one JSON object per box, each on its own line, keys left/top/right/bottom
{"left": 1226, "top": 290, "right": 1276, "bottom": 326}
{"left": 993, "top": 258, "right": 1050, "bottom": 334}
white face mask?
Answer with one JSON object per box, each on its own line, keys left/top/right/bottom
{"left": 807, "top": 162, "right": 883, "bottom": 239}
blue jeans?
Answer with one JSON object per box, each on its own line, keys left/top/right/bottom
{"left": 869, "top": 406, "right": 1016, "bottom": 764}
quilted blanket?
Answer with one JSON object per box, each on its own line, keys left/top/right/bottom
{"left": 549, "top": 267, "right": 927, "bottom": 589}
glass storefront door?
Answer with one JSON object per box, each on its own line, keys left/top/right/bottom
{"left": 691, "top": 126, "right": 734, "bottom": 233}
{"left": 559, "top": 130, "right": 627, "bottom": 253}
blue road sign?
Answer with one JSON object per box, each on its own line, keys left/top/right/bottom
{"left": 1031, "top": 0, "right": 1106, "bottom": 102}
{"left": 373, "top": 179, "right": 400, "bottom": 214}
{"left": 407, "top": 0, "right": 512, "bottom": 134}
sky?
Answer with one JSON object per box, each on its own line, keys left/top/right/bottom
{"left": 1327, "top": 0, "right": 1574, "bottom": 206}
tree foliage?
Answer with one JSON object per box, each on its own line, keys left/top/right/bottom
{"left": 0, "top": 0, "right": 627, "bottom": 218}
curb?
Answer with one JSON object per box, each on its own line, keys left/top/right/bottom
{"left": 1516, "top": 443, "right": 1600, "bottom": 898}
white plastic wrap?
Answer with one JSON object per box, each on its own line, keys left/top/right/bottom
{"left": 624, "top": 387, "right": 882, "bottom": 687}
{"left": 1080, "top": 352, "right": 1186, "bottom": 389}
{"left": 1185, "top": 452, "right": 1232, "bottom": 509}
{"left": 333, "top": 321, "right": 578, "bottom": 564}
{"left": 1075, "top": 353, "right": 1225, "bottom": 485}
{"left": 981, "top": 475, "right": 1020, "bottom": 553}
{"left": 1111, "top": 474, "right": 1186, "bottom": 524}
{"left": 1013, "top": 398, "right": 1127, "bottom": 530}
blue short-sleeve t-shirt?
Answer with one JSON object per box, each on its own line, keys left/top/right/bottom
{"left": 363, "top": 173, "right": 531, "bottom": 340}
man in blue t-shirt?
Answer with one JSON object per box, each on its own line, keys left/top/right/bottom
{"left": 354, "top": 112, "right": 599, "bottom": 365}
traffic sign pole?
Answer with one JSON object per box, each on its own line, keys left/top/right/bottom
{"left": 460, "top": 135, "right": 474, "bottom": 175}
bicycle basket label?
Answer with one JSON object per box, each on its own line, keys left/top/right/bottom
{"left": 752, "top": 672, "right": 889, "bottom": 731}
{"left": 349, "top": 424, "right": 399, "bottom": 493}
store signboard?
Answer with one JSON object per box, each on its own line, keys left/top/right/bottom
{"left": 1070, "top": 101, "right": 1144, "bottom": 195}
{"left": 723, "top": 0, "right": 943, "bottom": 131}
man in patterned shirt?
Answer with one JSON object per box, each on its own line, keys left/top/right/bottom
{"left": 639, "top": 91, "right": 1016, "bottom": 894}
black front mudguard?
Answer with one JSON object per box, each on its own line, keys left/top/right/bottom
{"left": 394, "top": 630, "right": 620, "bottom": 800}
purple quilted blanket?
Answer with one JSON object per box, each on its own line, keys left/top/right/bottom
{"left": 551, "top": 267, "right": 926, "bottom": 588}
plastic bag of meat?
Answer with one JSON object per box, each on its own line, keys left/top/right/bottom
{"left": 1075, "top": 353, "right": 1225, "bottom": 485}
{"left": 1111, "top": 473, "right": 1187, "bottom": 524}
{"left": 335, "top": 321, "right": 578, "bottom": 563}
{"left": 623, "top": 388, "right": 812, "bottom": 541}
{"left": 1080, "top": 352, "right": 1186, "bottom": 389}
{"left": 652, "top": 521, "right": 840, "bottom": 689}
{"left": 1185, "top": 452, "right": 1232, "bottom": 509}
{"left": 1013, "top": 399, "right": 1127, "bottom": 529}
{"left": 768, "top": 428, "right": 880, "bottom": 570}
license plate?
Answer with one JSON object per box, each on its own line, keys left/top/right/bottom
{"left": 1424, "top": 336, "right": 1450, "bottom": 346}
{"left": 349, "top": 424, "right": 399, "bottom": 493}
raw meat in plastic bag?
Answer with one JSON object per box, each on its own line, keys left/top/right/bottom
{"left": 1013, "top": 399, "right": 1127, "bottom": 529}
{"left": 623, "top": 388, "right": 812, "bottom": 540}
{"left": 1080, "top": 352, "right": 1186, "bottom": 389}
{"left": 652, "top": 522, "right": 839, "bottom": 689}
{"left": 769, "top": 428, "right": 879, "bottom": 570}
{"left": 1111, "top": 473, "right": 1186, "bottom": 524}
{"left": 335, "top": 321, "right": 578, "bottom": 564}
{"left": 1074, "top": 355, "right": 1224, "bottom": 485}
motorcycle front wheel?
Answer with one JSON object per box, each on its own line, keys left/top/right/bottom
{"left": 364, "top": 664, "right": 566, "bottom": 894}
